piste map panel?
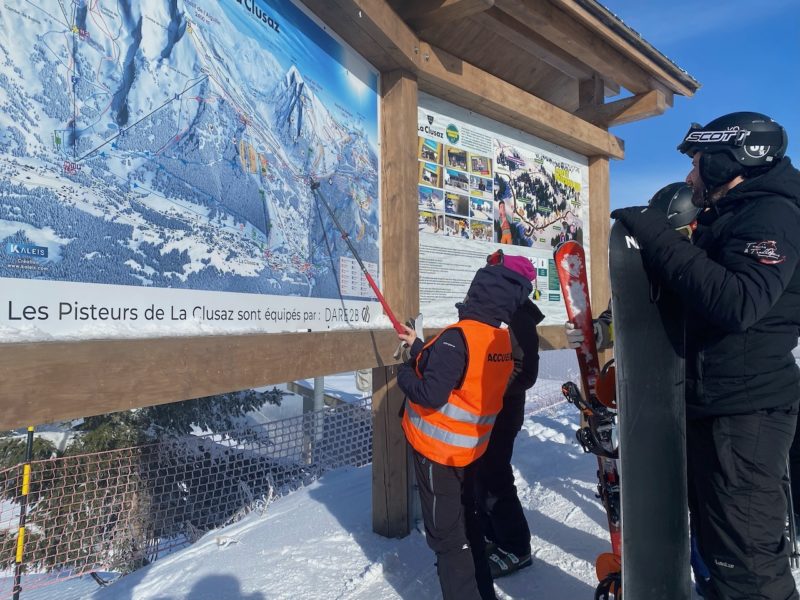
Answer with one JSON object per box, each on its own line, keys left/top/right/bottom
{"left": 0, "top": 0, "right": 380, "bottom": 339}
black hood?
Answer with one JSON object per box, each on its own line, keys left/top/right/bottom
{"left": 716, "top": 157, "right": 800, "bottom": 215}
{"left": 456, "top": 265, "right": 533, "bottom": 327}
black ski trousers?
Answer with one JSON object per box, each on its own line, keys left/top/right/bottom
{"left": 788, "top": 423, "right": 800, "bottom": 518}
{"left": 687, "top": 408, "right": 799, "bottom": 600}
{"left": 475, "top": 392, "right": 531, "bottom": 556}
{"left": 412, "top": 449, "right": 496, "bottom": 600}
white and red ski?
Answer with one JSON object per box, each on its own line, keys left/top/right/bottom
{"left": 554, "top": 241, "right": 621, "bottom": 595}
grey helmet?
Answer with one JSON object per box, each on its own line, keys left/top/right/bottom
{"left": 648, "top": 182, "right": 699, "bottom": 230}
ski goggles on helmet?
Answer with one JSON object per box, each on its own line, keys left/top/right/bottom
{"left": 678, "top": 122, "right": 781, "bottom": 155}
{"left": 677, "top": 122, "right": 753, "bottom": 155}
{"left": 486, "top": 249, "right": 504, "bottom": 266}
{"left": 674, "top": 221, "right": 697, "bottom": 239}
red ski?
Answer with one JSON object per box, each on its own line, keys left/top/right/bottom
{"left": 554, "top": 241, "right": 621, "bottom": 597}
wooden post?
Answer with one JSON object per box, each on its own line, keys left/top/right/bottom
{"left": 588, "top": 156, "right": 610, "bottom": 314}
{"left": 372, "top": 70, "right": 418, "bottom": 538}
{"left": 589, "top": 155, "right": 612, "bottom": 365}
{"left": 372, "top": 365, "right": 410, "bottom": 537}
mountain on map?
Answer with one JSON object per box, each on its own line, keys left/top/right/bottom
{"left": 0, "top": 0, "right": 379, "bottom": 300}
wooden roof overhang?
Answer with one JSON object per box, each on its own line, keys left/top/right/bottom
{"left": 304, "top": 0, "right": 699, "bottom": 155}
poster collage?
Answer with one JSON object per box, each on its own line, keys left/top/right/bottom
{"left": 417, "top": 137, "right": 496, "bottom": 244}
{"left": 416, "top": 94, "right": 590, "bottom": 323}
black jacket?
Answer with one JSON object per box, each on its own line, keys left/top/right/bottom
{"left": 634, "top": 158, "right": 800, "bottom": 417}
{"left": 505, "top": 299, "right": 544, "bottom": 399}
{"left": 397, "top": 265, "right": 533, "bottom": 409}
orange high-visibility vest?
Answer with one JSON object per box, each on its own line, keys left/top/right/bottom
{"left": 402, "top": 319, "right": 513, "bottom": 467}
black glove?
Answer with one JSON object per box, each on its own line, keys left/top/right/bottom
{"left": 610, "top": 206, "right": 670, "bottom": 243}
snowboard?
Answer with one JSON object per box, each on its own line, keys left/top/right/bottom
{"left": 554, "top": 241, "right": 621, "bottom": 586}
{"left": 609, "top": 221, "right": 690, "bottom": 599}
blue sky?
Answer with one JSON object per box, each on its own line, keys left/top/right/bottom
{"left": 599, "top": 0, "right": 800, "bottom": 209}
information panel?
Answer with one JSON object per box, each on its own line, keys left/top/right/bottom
{"left": 0, "top": 0, "right": 380, "bottom": 341}
{"left": 417, "top": 94, "right": 590, "bottom": 326}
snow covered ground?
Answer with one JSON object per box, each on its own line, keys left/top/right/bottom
{"left": 7, "top": 350, "right": 800, "bottom": 599}
{"left": 87, "top": 386, "right": 610, "bottom": 600}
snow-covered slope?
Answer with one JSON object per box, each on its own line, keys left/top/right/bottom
{"left": 17, "top": 353, "right": 800, "bottom": 599}
{"left": 83, "top": 379, "right": 615, "bottom": 600}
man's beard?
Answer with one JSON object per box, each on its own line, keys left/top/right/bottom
{"left": 690, "top": 185, "right": 706, "bottom": 208}
{"left": 690, "top": 182, "right": 727, "bottom": 208}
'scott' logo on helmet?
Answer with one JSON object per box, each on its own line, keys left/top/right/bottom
{"left": 744, "top": 145, "right": 770, "bottom": 159}
{"left": 685, "top": 128, "right": 750, "bottom": 145}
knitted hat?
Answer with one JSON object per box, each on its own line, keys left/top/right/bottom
{"left": 502, "top": 254, "right": 536, "bottom": 282}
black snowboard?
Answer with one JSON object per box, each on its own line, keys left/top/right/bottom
{"left": 609, "top": 220, "right": 690, "bottom": 599}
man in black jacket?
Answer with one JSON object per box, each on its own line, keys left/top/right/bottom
{"left": 612, "top": 112, "right": 800, "bottom": 600}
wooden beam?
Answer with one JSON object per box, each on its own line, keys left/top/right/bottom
{"left": 473, "top": 6, "right": 593, "bottom": 81}
{"left": 576, "top": 89, "right": 669, "bottom": 128}
{"left": 371, "top": 69, "right": 418, "bottom": 539}
{"left": 398, "top": 0, "right": 495, "bottom": 30}
{"left": 588, "top": 155, "right": 611, "bottom": 339}
{"left": 548, "top": 0, "right": 697, "bottom": 97}
{"left": 301, "top": 0, "right": 419, "bottom": 72}
{"left": 419, "top": 17, "right": 579, "bottom": 110}
{"left": 0, "top": 329, "right": 400, "bottom": 431}
{"left": 380, "top": 70, "right": 420, "bottom": 321}
{"left": 304, "top": 0, "right": 623, "bottom": 158}
{"left": 416, "top": 41, "right": 625, "bottom": 159}
{"left": 371, "top": 365, "right": 409, "bottom": 537}
{"left": 579, "top": 73, "right": 605, "bottom": 109}
{"left": 495, "top": 0, "right": 657, "bottom": 94}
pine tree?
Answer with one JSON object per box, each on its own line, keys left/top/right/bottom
{"left": 0, "top": 388, "right": 285, "bottom": 573}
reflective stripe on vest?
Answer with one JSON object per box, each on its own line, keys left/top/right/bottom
{"left": 405, "top": 401, "right": 495, "bottom": 448}
{"left": 402, "top": 319, "right": 513, "bottom": 467}
{"left": 435, "top": 401, "right": 497, "bottom": 425}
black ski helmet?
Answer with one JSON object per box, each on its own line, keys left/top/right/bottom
{"left": 677, "top": 112, "right": 787, "bottom": 188}
{"left": 648, "top": 182, "right": 699, "bottom": 229}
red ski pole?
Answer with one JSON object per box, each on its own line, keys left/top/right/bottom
{"left": 310, "top": 180, "right": 405, "bottom": 335}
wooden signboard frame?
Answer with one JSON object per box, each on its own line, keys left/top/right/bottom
{"left": 0, "top": 0, "right": 697, "bottom": 538}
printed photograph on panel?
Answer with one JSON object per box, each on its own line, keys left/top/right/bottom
{"left": 494, "top": 140, "right": 583, "bottom": 249}
{"left": 418, "top": 137, "right": 443, "bottom": 164}
{"left": 445, "top": 216, "right": 470, "bottom": 239}
{"left": 444, "top": 146, "right": 468, "bottom": 171}
{"left": 469, "top": 153, "right": 492, "bottom": 177}
{"left": 469, "top": 198, "right": 492, "bottom": 220}
{"left": 469, "top": 174, "right": 493, "bottom": 200}
{"left": 418, "top": 185, "right": 444, "bottom": 211}
{"left": 419, "top": 210, "right": 445, "bottom": 234}
{"left": 470, "top": 220, "right": 494, "bottom": 242}
{"left": 444, "top": 168, "right": 470, "bottom": 194}
{"left": 444, "top": 192, "right": 469, "bottom": 217}
{"left": 419, "top": 162, "right": 442, "bottom": 188}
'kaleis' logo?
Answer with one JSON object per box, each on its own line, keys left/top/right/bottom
{"left": 6, "top": 242, "right": 48, "bottom": 258}
{"left": 445, "top": 124, "right": 460, "bottom": 144}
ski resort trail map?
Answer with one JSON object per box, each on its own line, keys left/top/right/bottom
{"left": 0, "top": 0, "right": 380, "bottom": 338}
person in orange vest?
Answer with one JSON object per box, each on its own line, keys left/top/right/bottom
{"left": 397, "top": 253, "right": 536, "bottom": 600}
{"left": 497, "top": 200, "right": 513, "bottom": 244}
